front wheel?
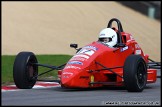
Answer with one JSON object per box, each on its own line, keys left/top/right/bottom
{"left": 13, "top": 52, "right": 38, "bottom": 89}
{"left": 123, "top": 55, "right": 147, "bottom": 92}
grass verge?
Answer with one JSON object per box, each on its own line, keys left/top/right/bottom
{"left": 1, "top": 54, "right": 72, "bottom": 86}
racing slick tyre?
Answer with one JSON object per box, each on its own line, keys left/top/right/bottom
{"left": 13, "top": 52, "right": 38, "bottom": 89}
{"left": 123, "top": 55, "right": 147, "bottom": 92}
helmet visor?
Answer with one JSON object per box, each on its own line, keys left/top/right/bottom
{"left": 99, "top": 37, "right": 112, "bottom": 43}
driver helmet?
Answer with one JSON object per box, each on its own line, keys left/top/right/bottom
{"left": 98, "top": 28, "right": 117, "bottom": 47}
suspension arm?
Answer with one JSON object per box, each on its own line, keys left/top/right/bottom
{"left": 33, "top": 63, "right": 66, "bottom": 70}
{"left": 31, "top": 63, "right": 66, "bottom": 80}
{"left": 95, "top": 62, "right": 123, "bottom": 78}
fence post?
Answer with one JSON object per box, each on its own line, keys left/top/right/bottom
{"left": 148, "top": 7, "right": 155, "bottom": 19}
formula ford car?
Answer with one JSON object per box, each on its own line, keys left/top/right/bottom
{"left": 13, "top": 18, "right": 161, "bottom": 92}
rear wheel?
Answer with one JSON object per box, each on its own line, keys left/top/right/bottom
{"left": 13, "top": 52, "right": 38, "bottom": 89}
{"left": 123, "top": 55, "right": 147, "bottom": 92}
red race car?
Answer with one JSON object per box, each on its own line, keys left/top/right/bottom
{"left": 13, "top": 18, "right": 161, "bottom": 92}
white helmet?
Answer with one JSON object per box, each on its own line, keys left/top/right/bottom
{"left": 98, "top": 28, "right": 117, "bottom": 47}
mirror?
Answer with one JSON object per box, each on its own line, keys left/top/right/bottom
{"left": 70, "top": 44, "right": 78, "bottom": 49}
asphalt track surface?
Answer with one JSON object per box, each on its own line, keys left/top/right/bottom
{"left": 2, "top": 71, "right": 161, "bottom": 106}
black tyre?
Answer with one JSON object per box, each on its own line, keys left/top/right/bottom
{"left": 13, "top": 52, "right": 38, "bottom": 89}
{"left": 123, "top": 55, "right": 147, "bottom": 92}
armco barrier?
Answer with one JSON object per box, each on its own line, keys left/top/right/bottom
{"left": 118, "top": 1, "right": 161, "bottom": 21}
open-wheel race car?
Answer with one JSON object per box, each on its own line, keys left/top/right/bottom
{"left": 13, "top": 18, "right": 161, "bottom": 92}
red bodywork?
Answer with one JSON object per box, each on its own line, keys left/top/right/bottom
{"left": 58, "top": 30, "right": 157, "bottom": 88}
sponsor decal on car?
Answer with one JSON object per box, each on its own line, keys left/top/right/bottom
{"left": 73, "top": 54, "right": 90, "bottom": 59}
{"left": 121, "top": 46, "right": 128, "bottom": 52}
{"left": 70, "top": 57, "right": 87, "bottom": 61}
{"left": 64, "top": 65, "right": 81, "bottom": 70}
{"left": 62, "top": 72, "right": 73, "bottom": 75}
{"left": 77, "top": 49, "right": 95, "bottom": 56}
{"left": 83, "top": 46, "right": 98, "bottom": 51}
{"left": 69, "top": 46, "right": 97, "bottom": 63}
{"left": 135, "top": 50, "right": 141, "bottom": 55}
{"left": 68, "top": 61, "right": 83, "bottom": 65}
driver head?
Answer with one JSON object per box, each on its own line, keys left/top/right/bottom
{"left": 98, "top": 28, "right": 117, "bottom": 47}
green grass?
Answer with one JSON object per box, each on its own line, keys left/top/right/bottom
{"left": 1, "top": 54, "right": 72, "bottom": 85}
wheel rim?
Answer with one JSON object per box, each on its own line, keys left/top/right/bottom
{"left": 136, "top": 61, "right": 146, "bottom": 89}
{"left": 26, "top": 55, "right": 38, "bottom": 84}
